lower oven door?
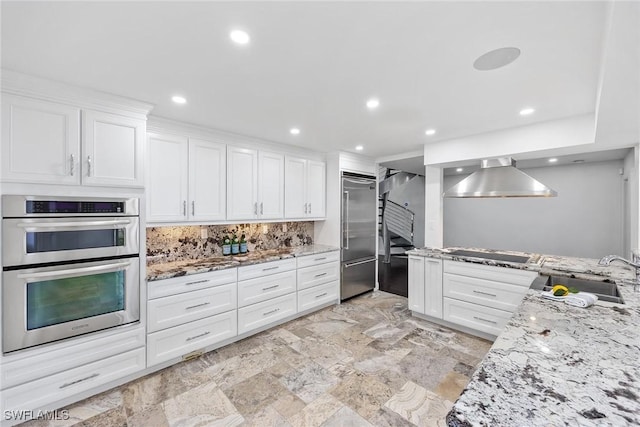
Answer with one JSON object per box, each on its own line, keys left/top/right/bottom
{"left": 2, "top": 257, "right": 140, "bottom": 353}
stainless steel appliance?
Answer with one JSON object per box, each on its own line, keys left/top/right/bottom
{"left": 341, "top": 173, "right": 377, "bottom": 300}
{"left": 2, "top": 195, "right": 140, "bottom": 353}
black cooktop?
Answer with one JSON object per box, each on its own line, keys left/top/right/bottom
{"left": 448, "top": 249, "right": 530, "bottom": 264}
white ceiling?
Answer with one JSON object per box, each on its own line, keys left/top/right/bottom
{"left": 0, "top": 1, "right": 615, "bottom": 159}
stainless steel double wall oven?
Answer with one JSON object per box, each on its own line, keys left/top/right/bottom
{"left": 2, "top": 195, "right": 141, "bottom": 353}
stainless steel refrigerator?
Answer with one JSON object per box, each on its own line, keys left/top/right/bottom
{"left": 341, "top": 172, "right": 377, "bottom": 300}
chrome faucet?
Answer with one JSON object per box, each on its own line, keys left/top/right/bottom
{"left": 598, "top": 253, "right": 640, "bottom": 284}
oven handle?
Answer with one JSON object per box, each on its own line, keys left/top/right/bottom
{"left": 17, "top": 219, "right": 132, "bottom": 229}
{"left": 17, "top": 260, "right": 132, "bottom": 280}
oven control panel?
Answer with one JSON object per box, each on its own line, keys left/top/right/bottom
{"left": 26, "top": 201, "right": 125, "bottom": 214}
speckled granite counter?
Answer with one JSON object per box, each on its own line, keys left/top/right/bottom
{"left": 147, "top": 244, "right": 339, "bottom": 282}
{"left": 408, "top": 247, "right": 640, "bottom": 426}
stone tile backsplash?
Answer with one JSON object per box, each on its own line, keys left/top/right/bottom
{"left": 146, "top": 222, "right": 314, "bottom": 264}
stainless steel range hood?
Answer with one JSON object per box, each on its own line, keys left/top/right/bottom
{"left": 443, "top": 157, "right": 557, "bottom": 198}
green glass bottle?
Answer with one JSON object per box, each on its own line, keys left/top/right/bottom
{"left": 222, "top": 235, "right": 231, "bottom": 256}
{"left": 231, "top": 234, "right": 240, "bottom": 255}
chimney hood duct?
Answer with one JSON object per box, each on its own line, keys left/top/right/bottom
{"left": 443, "top": 157, "right": 557, "bottom": 198}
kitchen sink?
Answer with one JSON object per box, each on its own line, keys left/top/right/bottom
{"left": 530, "top": 275, "right": 624, "bottom": 304}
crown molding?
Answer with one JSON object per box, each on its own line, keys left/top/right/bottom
{"left": 1, "top": 69, "right": 154, "bottom": 119}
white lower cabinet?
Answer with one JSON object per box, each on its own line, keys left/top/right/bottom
{"left": 146, "top": 269, "right": 238, "bottom": 367}
{"left": 147, "top": 311, "right": 237, "bottom": 366}
{"left": 2, "top": 348, "right": 145, "bottom": 418}
{"left": 238, "top": 270, "right": 297, "bottom": 308}
{"left": 298, "top": 280, "right": 339, "bottom": 312}
{"left": 296, "top": 251, "right": 340, "bottom": 312}
{"left": 238, "top": 293, "right": 297, "bottom": 334}
{"left": 443, "top": 298, "right": 512, "bottom": 336}
{"left": 408, "top": 255, "right": 442, "bottom": 318}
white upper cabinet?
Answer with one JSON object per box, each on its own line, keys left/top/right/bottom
{"left": 1, "top": 94, "right": 145, "bottom": 188}
{"left": 284, "top": 156, "right": 326, "bottom": 219}
{"left": 82, "top": 109, "right": 145, "bottom": 187}
{"left": 227, "top": 147, "right": 284, "bottom": 220}
{"left": 258, "top": 151, "right": 284, "bottom": 219}
{"left": 147, "top": 133, "right": 189, "bottom": 223}
{"left": 188, "top": 138, "right": 226, "bottom": 221}
{"left": 2, "top": 94, "right": 81, "bottom": 185}
{"left": 147, "top": 134, "right": 226, "bottom": 223}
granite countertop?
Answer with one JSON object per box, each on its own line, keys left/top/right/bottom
{"left": 410, "top": 247, "right": 640, "bottom": 426}
{"left": 146, "top": 244, "right": 339, "bottom": 282}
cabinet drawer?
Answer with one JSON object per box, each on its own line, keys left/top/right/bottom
{"left": 238, "top": 270, "right": 296, "bottom": 308}
{"left": 148, "top": 268, "right": 237, "bottom": 300}
{"left": 148, "top": 283, "right": 236, "bottom": 333}
{"left": 443, "top": 260, "right": 537, "bottom": 287}
{"left": 238, "top": 293, "right": 297, "bottom": 335}
{"left": 1, "top": 325, "right": 144, "bottom": 390}
{"left": 297, "top": 262, "right": 339, "bottom": 291}
{"left": 2, "top": 348, "right": 145, "bottom": 414}
{"left": 297, "top": 281, "right": 339, "bottom": 312}
{"left": 443, "top": 297, "right": 511, "bottom": 336}
{"left": 296, "top": 251, "right": 339, "bottom": 269}
{"left": 443, "top": 274, "right": 528, "bottom": 312}
{"left": 147, "top": 311, "right": 237, "bottom": 367}
{"left": 238, "top": 258, "right": 296, "bottom": 281}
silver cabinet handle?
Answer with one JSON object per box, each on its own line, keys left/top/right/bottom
{"left": 185, "top": 302, "right": 210, "bottom": 310}
{"left": 263, "top": 266, "right": 279, "bottom": 271}
{"left": 70, "top": 154, "right": 75, "bottom": 176}
{"left": 314, "top": 257, "right": 327, "bottom": 261}
{"left": 183, "top": 201, "right": 187, "bottom": 216}
{"left": 315, "top": 292, "right": 328, "bottom": 298}
{"left": 17, "top": 260, "right": 131, "bottom": 280}
{"left": 87, "top": 155, "right": 92, "bottom": 177}
{"left": 186, "top": 331, "right": 210, "bottom": 342}
{"left": 254, "top": 202, "right": 258, "bottom": 215}
{"left": 262, "top": 284, "right": 279, "bottom": 291}
{"left": 308, "top": 203, "right": 311, "bottom": 214}
{"left": 185, "top": 279, "right": 209, "bottom": 286}
{"left": 263, "top": 308, "right": 280, "bottom": 316}
{"left": 192, "top": 201, "right": 195, "bottom": 216}
{"left": 314, "top": 272, "right": 327, "bottom": 278}
{"left": 473, "top": 316, "right": 497, "bottom": 325}
{"left": 260, "top": 202, "right": 263, "bottom": 215}
{"left": 304, "top": 203, "right": 308, "bottom": 214}
{"left": 473, "top": 290, "right": 497, "bottom": 297}
{"left": 59, "top": 373, "right": 99, "bottom": 389}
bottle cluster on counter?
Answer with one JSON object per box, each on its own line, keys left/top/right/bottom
{"left": 222, "top": 234, "right": 248, "bottom": 256}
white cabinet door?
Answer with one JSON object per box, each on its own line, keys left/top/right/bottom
{"left": 425, "top": 258, "right": 443, "bottom": 318}
{"left": 408, "top": 255, "right": 425, "bottom": 314}
{"left": 306, "top": 160, "right": 326, "bottom": 218}
{"left": 1, "top": 94, "right": 80, "bottom": 184}
{"left": 258, "top": 151, "right": 284, "bottom": 219}
{"left": 284, "top": 156, "right": 307, "bottom": 218}
{"left": 227, "top": 147, "right": 258, "bottom": 220}
{"left": 82, "top": 109, "right": 145, "bottom": 187}
{"left": 147, "top": 133, "right": 189, "bottom": 222}
{"left": 189, "top": 138, "right": 226, "bottom": 221}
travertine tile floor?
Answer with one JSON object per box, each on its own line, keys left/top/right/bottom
{"left": 21, "top": 291, "right": 491, "bottom": 427}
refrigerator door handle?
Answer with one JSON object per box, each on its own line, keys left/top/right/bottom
{"left": 344, "top": 177, "right": 376, "bottom": 185}
{"left": 343, "top": 190, "right": 349, "bottom": 249}
{"left": 344, "top": 258, "right": 376, "bottom": 268}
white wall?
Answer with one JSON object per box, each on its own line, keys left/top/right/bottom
{"left": 623, "top": 148, "right": 639, "bottom": 257}
{"left": 443, "top": 160, "right": 625, "bottom": 258}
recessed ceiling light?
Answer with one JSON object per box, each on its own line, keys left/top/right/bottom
{"left": 425, "top": 129, "right": 436, "bottom": 136}
{"left": 366, "top": 98, "right": 380, "bottom": 109}
{"left": 548, "top": 158, "right": 558, "bottom": 163}
{"left": 456, "top": 168, "right": 463, "bottom": 172}
{"left": 171, "top": 95, "right": 186, "bottom": 104}
{"left": 230, "top": 30, "right": 250, "bottom": 45}
{"left": 520, "top": 108, "right": 535, "bottom": 116}
{"left": 290, "top": 128, "right": 300, "bottom": 135}
{"left": 473, "top": 47, "right": 521, "bottom": 71}
{"left": 355, "top": 145, "right": 364, "bottom": 151}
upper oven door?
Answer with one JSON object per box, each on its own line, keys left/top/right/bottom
{"left": 2, "top": 216, "right": 139, "bottom": 267}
